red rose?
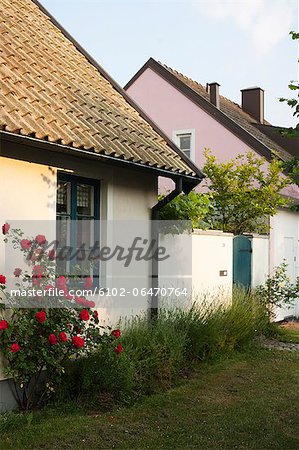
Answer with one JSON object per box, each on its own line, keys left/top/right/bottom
{"left": 84, "top": 277, "right": 93, "bottom": 289}
{"left": 84, "top": 300, "right": 95, "bottom": 308}
{"left": 93, "top": 311, "right": 99, "bottom": 319}
{"left": 35, "top": 311, "right": 46, "bottom": 323}
{"left": 48, "top": 334, "right": 58, "bottom": 345}
{"left": 30, "top": 248, "right": 44, "bottom": 262}
{"left": 72, "top": 335, "right": 84, "bottom": 349}
{"left": 0, "top": 275, "right": 6, "bottom": 285}
{"left": 14, "top": 268, "right": 22, "bottom": 277}
{"left": 56, "top": 276, "right": 67, "bottom": 288}
{"left": 45, "top": 284, "right": 54, "bottom": 293}
{"left": 35, "top": 235, "right": 46, "bottom": 245}
{"left": 48, "top": 249, "right": 56, "bottom": 261}
{"left": 20, "top": 239, "right": 31, "bottom": 250}
{"left": 79, "top": 309, "right": 90, "bottom": 321}
{"left": 0, "top": 319, "right": 9, "bottom": 330}
{"left": 111, "top": 329, "right": 121, "bottom": 339}
{"left": 74, "top": 326, "right": 82, "bottom": 333}
{"left": 114, "top": 343, "right": 123, "bottom": 355}
{"left": 64, "top": 289, "right": 74, "bottom": 300}
{"left": 10, "top": 343, "right": 20, "bottom": 353}
{"left": 2, "top": 223, "right": 10, "bottom": 235}
{"left": 33, "top": 265, "right": 43, "bottom": 275}
{"left": 59, "top": 332, "right": 68, "bottom": 342}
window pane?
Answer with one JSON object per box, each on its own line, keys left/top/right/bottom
{"left": 56, "top": 216, "right": 71, "bottom": 276}
{"left": 77, "top": 184, "right": 94, "bottom": 217}
{"left": 182, "top": 149, "right": 191, "bottom": 158}
{"left": 179, "top": 135, "right": 191, "bottom": 150}
{"left": 57, "top": 181, "right": 71, "bottom": 215}
{"left": 76, "top": 219, "right": 94, "bottom": 276}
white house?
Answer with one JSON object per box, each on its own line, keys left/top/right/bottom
{"left": 0, "top": 0, "right": 203, "bottom": 410}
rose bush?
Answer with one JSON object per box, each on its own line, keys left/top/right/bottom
{"left": 0, "top": 225, "right": 122, "bottom": 410}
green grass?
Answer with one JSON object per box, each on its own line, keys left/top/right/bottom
{"left": 1, "top": 348, "right": 299, "bottom": 450}
{"left": 277, "top": 327, "right": 299, "bottom": 344}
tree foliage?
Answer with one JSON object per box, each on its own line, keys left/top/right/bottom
{"left": 279, "top": 31, "right": 299, "bottom": 138}
{"left": 158, "top": 190, "right": 212, "bottom": 229}
{"left": 202, "top": 149, "right": 290, "bottom": 235}
{"left": 159, "top": 150, "right": 289, "bottom": 235}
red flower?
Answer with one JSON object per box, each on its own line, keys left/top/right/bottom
{"left": 84, "top": 300, "right": 95, "bottom": 308}
{"left": 64, "top": 289, "right": 74, "bottom": 300}
{"left": 114, "top": 343, "right": 123, "bottom": 355}
{"left": 30, "top": 248, "right": 44, "bottom": 262}
{"left": 72, "top": 335, "right": 84, "bottom": 349}
{"left": 45, "top": 284, "right": 54, "bottom": 293}
{"left": 48, "top": 249, "right": 56, "bottom": 261}
{"left": 35, "top": 311, "right": 46, "bottom": 323}
{"left": 33, "top": 265, "right": 43, "bottom": 275}
{"left": 93, "top": 311, "right": 99, "bottom": 319}
{"left": 74, "top": 326, "right": 82, "bottom": 333}
{"left": 0, "top": 275, "right": 6, "bottom": 285}
{"left": 14, "top": 268, "right": 22, "bottom": 277}
{"left": 111, "top": 329, "right": 121, "bottom": 339}
{"left": 20, "top": 239, "right": 31, "bottom": 250}
{"left": 48, "top": 334, "right": 58, "bottom": 345}
{"left": 2, "top": 223, "right": 10, "bottom": 235}
{"left": 35, "top": 235, "right": 46, "bottom": 245}
{"left": 56, "top": 276, "right": 67, "bottom": 288}
{"left": 10, "top": 343, "right": 20, "bottom": 353}
{"left": 84, "top": 277, "right": 93, "bottom": 289}
{"left": 79, "top": 309, "right": 90, "bottom": 321}
{"left": 59, "top": 332, "right": 68, "bottom": 342}
{"left": 0, "top": 320, "right": 9, "bottom": 330}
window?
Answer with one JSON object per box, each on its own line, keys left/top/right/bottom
{"left": 173, "top": 129, "right": 195, "bottom": 160}
{"left": 56, "top": 173, "right": 100, "bottom": 283}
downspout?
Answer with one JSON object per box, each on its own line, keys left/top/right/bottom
{"left": 150, "top": 178, "right": 184, "bottom": 321}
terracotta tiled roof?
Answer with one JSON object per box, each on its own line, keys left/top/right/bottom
{"left": 160, "top": 64, "right": 292, "bottom": 162}
{"left": 0, "top": 0, "right": 202, "bottom": 180}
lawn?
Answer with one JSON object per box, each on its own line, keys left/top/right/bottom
{"left": 1, "top": 348, "right": 299, "bottom": 450}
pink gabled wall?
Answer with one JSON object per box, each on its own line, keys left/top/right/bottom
{"left": 126, "top": 67, "right": 299, "bottom": 200}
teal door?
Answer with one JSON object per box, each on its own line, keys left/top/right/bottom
{"left": 233, "top": 236, "right": 252, "bottom": 288}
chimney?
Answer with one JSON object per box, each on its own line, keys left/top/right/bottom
{"left": 241, "top": 87, "right": 264, "bottom": 123}
{"left": 208, "top": 82, "right": 220, "bottom": 108}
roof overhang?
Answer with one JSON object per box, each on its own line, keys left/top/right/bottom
{"left": 0, "top": 131, "right": 203, "bottom": 192}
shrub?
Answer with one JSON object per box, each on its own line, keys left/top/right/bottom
{"left": 256, "top": 261, "right": 299, "bottom": 318}
{"left": 54, "top": 289, "right": 268, "bottom": 409}
{"left": 0, "top": 225, "right": 114, "bottom": 410}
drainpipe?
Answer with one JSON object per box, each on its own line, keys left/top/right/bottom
{"left": 150, "top": 178, "right": 184, "bottom": 321}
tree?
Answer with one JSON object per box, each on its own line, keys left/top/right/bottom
{"left": 279, "top": 31, "right": 299, "bottom": 138}
{"left": 202, "top": 149, "right": 290, "bottom": 235}
{"left": 279, "top": 31, "right": 299, "bottom": 210}
{"left": 158, "top": 190, "right": 212, "bottom": 229}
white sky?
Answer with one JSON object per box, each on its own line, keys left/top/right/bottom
{"left": 41, "top": 0, "right": 299, "bottom": 127}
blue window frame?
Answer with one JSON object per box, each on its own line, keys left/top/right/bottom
{"left": 56, "top": 173, "right": 100, "bottom": 285}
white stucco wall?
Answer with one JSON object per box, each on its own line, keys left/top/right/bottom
{"left": 251, "top": 235, "right": 269, "bottom": 287}
{"left": 192, "top": 230, "right": 233, "bottom": 302}
{"left": 0, "top": 155, "right": 158, "bottom": 386}
{"left": 270, "top": 209, "right": 299, "bottom": 320}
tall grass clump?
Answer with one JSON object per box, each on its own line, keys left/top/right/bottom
{"left": 54, "top": 288, "right": 268, "bottom": 408}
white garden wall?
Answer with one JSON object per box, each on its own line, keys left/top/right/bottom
{"left": 251, "top": 235, "right": 269, "bottom": 287}
{"left": 192, "top": 230, "right": 233, "bottom": 302}
{"left": 270, "top": 209, "right": 299, "bottom": 320}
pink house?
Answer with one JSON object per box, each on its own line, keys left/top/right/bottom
{"left": 125, "top": 58, "right": 299, "bottom": 319}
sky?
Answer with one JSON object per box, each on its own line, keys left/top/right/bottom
{"left": 40, "top": 0, "right": 299, "bottom": 127}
